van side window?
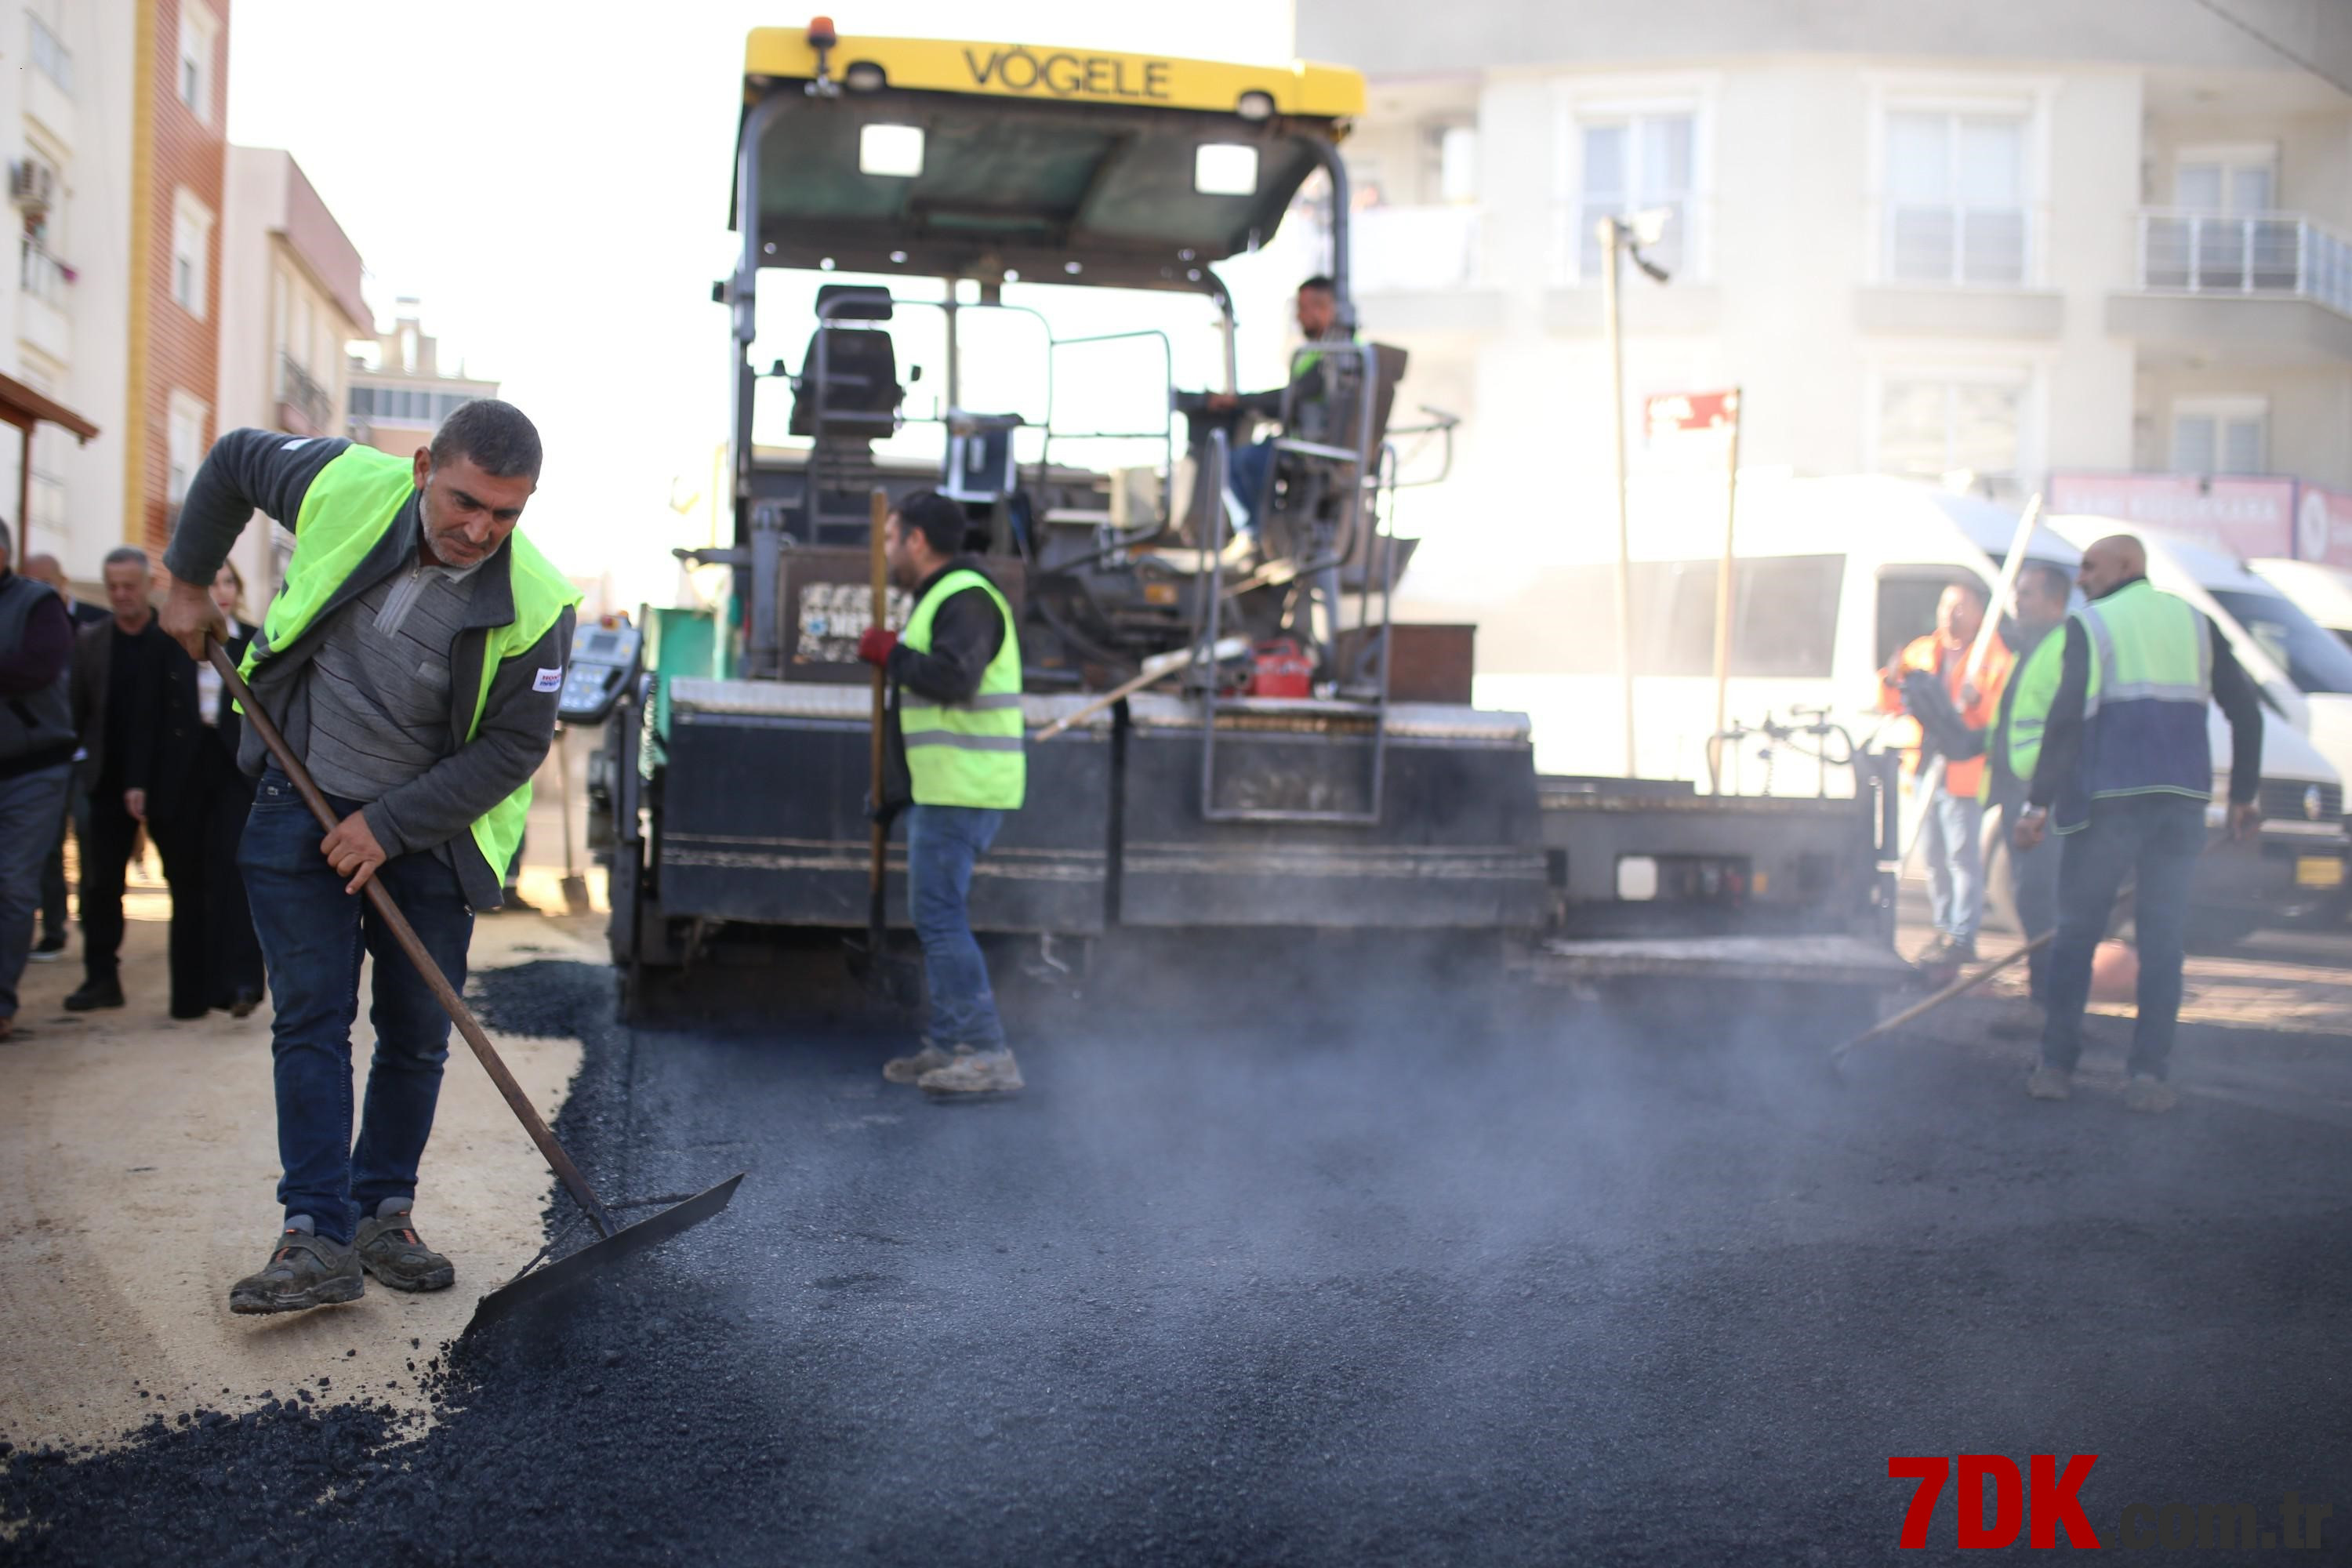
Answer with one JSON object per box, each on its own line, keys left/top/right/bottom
{"left": 1494, "top": 556, "right": 1842, "bottom": 678}
{"left": 1876, "top": 574, "right": 1970, "bottom": 669}
{"left": 1731, "top": 555, "right": 1845, "bottom": 678}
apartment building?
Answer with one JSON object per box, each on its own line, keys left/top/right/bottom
{"left": 2, "top": 0, "right": 134, "bottom": 580}
{"left": 215, "top": 144, "right": 368, "bottom": 595}
{"left": 346, "top": 299, "right": 497, "bottom": 458}
{"left": 128, "top": 0, "right": 230, "bottom": 556}
{"left": 1295, "top": 0, "right": 2352, "bottom": 579}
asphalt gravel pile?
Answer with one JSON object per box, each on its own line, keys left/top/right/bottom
{"left": 5, "top": 957, "right": 2347, "bottom": 1566}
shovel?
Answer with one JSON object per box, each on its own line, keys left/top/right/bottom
{"left": 845, "top": 488, "right": 920, "bottom": 1004}
{"left": 205, "top": 638, "right": 742, "bottom": 1334}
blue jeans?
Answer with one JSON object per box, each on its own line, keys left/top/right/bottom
{"left": 0, "top": 763, "right": 71, "bottom": 1021}
{"left": 2039, "top": 795, "right": 2206, "bottom": 1081}
{"left": 906, "top": 804, "right": 1006, "bottom": 1051}
{"left": 1227, "top": 438, "right": 1274, "bottom": 537}
{"left": 240, "top": 770, "right": 474, "bottom": 1244}
{"left": 1990, "top": 791, "right": 2061, "bottom": 1004}
{"left": 1921, "top": 784, "right": 1986, "bottom": 942}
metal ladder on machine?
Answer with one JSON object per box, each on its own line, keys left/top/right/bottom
{"left": 1192, "top": 342, "right": 1399, "bottom": 827}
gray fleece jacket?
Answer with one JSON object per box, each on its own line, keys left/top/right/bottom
{"left": 163, "top": 430, "right": 575, "bottom": 911}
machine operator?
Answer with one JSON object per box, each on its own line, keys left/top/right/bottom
{"left": 857, "top": 490, "right": 1028, "bottom": 1100}
{"left": 1204, "top": 274, "right": 1356, "bottom": 536}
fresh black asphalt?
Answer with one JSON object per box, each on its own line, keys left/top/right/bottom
{"left": 5, "top": 954, "right": 2347, "bottom": 1565}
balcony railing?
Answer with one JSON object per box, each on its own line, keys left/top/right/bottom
{"left": 1346, "top": 204, "right": 1484, "bottom": 293}
{"left": 2136, "top": 208, "right": 2352, "bottom": 318}
{"left": 277, "top": 351, "right": 334, "bottom": 434}
{"left": 19, "top": 238, "right": 71, "bottom": 307}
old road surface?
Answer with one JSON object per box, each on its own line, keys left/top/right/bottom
{"left": 5, "top": 950, "right": 2347, "bottom": 1566}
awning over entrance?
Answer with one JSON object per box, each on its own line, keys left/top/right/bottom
{"left": 0, "top": 368, "right": 99, "bottom": 545}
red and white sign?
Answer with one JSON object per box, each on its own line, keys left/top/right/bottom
{"left": 2046, "top": 473, "right": 2296, "bottom": 559}
{"left": 2048, "top": 472, "right": 2352, "bottom": 568}
{"left": 1644, "top": 389, "right": 1739, "bottom": 445}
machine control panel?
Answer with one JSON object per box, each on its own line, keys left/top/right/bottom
{"left": 558, "top": 620, "right": 643, "bottom": 725}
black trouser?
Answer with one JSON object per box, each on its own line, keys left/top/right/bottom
{"left": 81, "top": 781, "right": 202, "bottom": 1011}
{"left": 196, "top": 744, "right": 263, "bottom": 1006}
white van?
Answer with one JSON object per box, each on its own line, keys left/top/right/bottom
{"left": 2045, "top": 518, "right": 2350, "bottom": 931}
{"left": 1402, "top": 473, "right": 2083, "bottom": 796}
{"left": 2249, "top": 557, "right": 2352, "bottom": 649}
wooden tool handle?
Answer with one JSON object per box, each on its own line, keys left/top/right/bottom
{"left": 206, "top": 639, "right": 618, "bottom": 1239}
{"left": 1831, "top": 929, "right": 2056, "bottom": 1062}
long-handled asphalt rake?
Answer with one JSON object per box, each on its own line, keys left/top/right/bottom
{"left": 207, "top": 638, "right": 742, "bottom": 1334}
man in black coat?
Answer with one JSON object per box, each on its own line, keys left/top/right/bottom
{"left": 66, "top": 547, "right": 197, "bottom": 1015}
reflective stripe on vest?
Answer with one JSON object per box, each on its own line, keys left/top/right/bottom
{"left": 243, "top": 444, "right": 579, "bottom": 879}
{"left": 2000, "top": 630, "right": 2067, "bottom": 795}
{"left": 900, "top": 568, "right": 1025, "bottom": 809}
{"left": 2058, "top": 580, "right": 2212, "bottom": 833}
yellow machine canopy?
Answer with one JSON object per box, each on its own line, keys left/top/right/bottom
{"left": 735, "top": 24, "right": 1365, "bottom": 290}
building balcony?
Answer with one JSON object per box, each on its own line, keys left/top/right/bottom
{"left": 2112, "top": 209, "right": 2352, "bottom": 364}
{"left": 17, "top": 240, "right": 71, "bottom": 365}
{"left": 1342, "top": 204, "right": 1501, "bottom": 335}
{"left": 276, "top": 352, "right": 335, "bottom": 436}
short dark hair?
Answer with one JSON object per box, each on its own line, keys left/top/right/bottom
{"left": 103, "top": 545, "right": 150, "bottom": 574}
{"left": 1299, "top": 275, "right": 1335, "bottom": 295}
{"left": 2019, "top": 561, "right": 2072, "bottom": 604}
{"left": 429, "top": 398, "right": 542, "bottom": 480}
{"left": 894, "top": 489, "right": 967, "bottom": 557}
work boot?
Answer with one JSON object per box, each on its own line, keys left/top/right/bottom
{"left": 1945, "top": 936, "right": 1979, "bottom": 965}
{"left": 2025, "top": 1064, "right": 2071, "bottom": 1102}
{"left": 355, "top": 1200, "right": 456, "bottom": 1292}
{"left": 64, "top": 978, "right": 123, "bottom": 1011}
{"left": 1911, "top": 934, "right": 1955, "bottom": 967}
{"left": 229, "top": 1221, "right": 364, "bottom": 1315}
{"left": 883, "top": 1038, "right": 969, "bottom": 1084}
{"left": 919, "top": 1049, "right": 1025, "bottom": 1100}
{"left": 2123, "top": 1074, "right": 2178, "bottom": 1115}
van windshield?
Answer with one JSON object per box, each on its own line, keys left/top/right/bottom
{"left": 2208, "top": 589, "right": 2352, "bottom": 695}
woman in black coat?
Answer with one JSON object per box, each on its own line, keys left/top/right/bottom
{"left": 194, "top": 562, "right": 265, "bottom": 1014}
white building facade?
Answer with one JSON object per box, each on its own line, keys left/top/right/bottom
{"left": 4, "top": 0, "right": 135, "bottom": 583}
{"left": 1298, "top": 0, "right": 2352, "bottom": 583}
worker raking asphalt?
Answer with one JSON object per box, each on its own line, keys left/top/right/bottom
{"left": 5, "top": 957, "right": 2346, "bottom": 1565}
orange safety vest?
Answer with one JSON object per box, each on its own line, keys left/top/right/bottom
{"left": 1878, "top": 631, "right": 2013, "bottom": 799}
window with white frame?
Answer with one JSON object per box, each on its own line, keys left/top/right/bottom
{"left": 2171, "top": 397, "right": 2267, "bottom": 475}
{"left": 1435, "top": 124, "right": 1478, "bottom": 205}
{"left": 1885, "top": 111, "right": 2027, "bottom": 285}
{"left": 1572, "top": 111, "right": 1694, "bottom": 281}
{"left": 177, "top": 2, "right": 219, "bottom": 122}
{"left": 169, "top": 188, "right": 211, "bottom": 316}
{"left": 29, "top": 13, "right": 72, "bottom": 97}
{"left": 1878, "top": 372, "right": 2027, "bottom": 481}
{"left": 166, "top": 391, "right": 209, "bottom": 506}
{"left": 2174, "top": 145, "right": 2276, "bottom": 214}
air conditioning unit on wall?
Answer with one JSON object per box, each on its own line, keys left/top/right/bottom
{"left": 11, "top": 161, "right": 56, "bottom": 216}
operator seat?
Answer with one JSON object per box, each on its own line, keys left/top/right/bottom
{"left": 789, "top": 285, "right": 902, "bottom": 449}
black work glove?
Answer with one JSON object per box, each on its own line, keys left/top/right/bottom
{"left": 1900, "top": 670, "right": 1985, "bottom": 762}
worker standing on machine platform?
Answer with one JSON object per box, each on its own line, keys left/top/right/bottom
{"left": 2013, "top": 534, "right": 2263, "bottom": 1113}
{"left": 857, "top": 490, "right": 1027, "bottom": 1100}
{"left": 158, "top": 404, "right": 578, "bottom": 1314}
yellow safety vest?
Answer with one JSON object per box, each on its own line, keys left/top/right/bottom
{"left": 898, "top": 568, "right": 1025, "bottom": 811}
{"left": 244, "top": 444, "right": 577, "bottom": 878}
